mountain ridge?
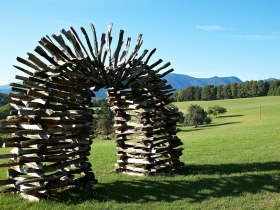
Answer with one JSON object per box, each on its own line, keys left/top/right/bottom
{"left": 164, "top": 73, "right": 242, "bottom": 91}
{"left": 0, "top": 73, "right": 244, "bottom": 98}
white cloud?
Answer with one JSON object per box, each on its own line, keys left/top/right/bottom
{"left": 195, "top": 25, "right": 225, "bottom": 31}
{"left": 231, "top": 34, "right": 280, "bottom": 40}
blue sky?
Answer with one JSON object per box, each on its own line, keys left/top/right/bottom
{"left": 1, "top": 0, "right": 280, "bottom": 85}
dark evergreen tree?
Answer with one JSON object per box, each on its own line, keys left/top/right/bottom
{"left": 256, "top": 80, "right": 266, "bottom": 96}
{"left": 171, "top": 79, "right": 279, "bottom": 103}
{"left": 177, "top": 89, "right": 184, "bottom": 102}
{"left": 91, "top": 98, "right": 107, "bottom": 107}
{"left": 194, "top": 86, "right": 202, "bottom": 101}
{"left": 183, "top": 86, "right": 195, "bottom": 101}
{"left": 236, "top": 83, "right": 243, "bottom": 98}
{"left": 94, "top": 100, "right": 114, "bottom": 139}
{"left": 216, "top": 85, "right": 223, "bottom": 100}
{"left": 0, "top": 93, "right": 7, "bottom": 106}
{"left": 230, "top": 83, "right": 238, "bottom": 99}
{"left": 201, "top": 85, "right": 217, "bottom": 101}
{"left": 222, "top": 84, "right": 232, "bottom": 99}
{"left": 249, "top": 80, "right": 258, "bottom": 97}
{"left": 268, "top": 80, "right": 280, "bottom": 96}
{"left": 241, "top": 81, "right": 250, "bottom": 98}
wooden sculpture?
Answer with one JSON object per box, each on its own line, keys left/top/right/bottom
{"left": 0, "top": 23, "right": 184, "bottom": 201}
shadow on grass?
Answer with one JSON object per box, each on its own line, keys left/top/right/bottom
{"left": 53, "top": 161, "right": 280, "bottom": 204}
{"left": 179, "top": 161, "right": 280, "bottom": 175}
{"left": 202, "top": 122, "right": 242, "bottom": 127}
{"left": 180, "top": 122, "right": 242, "bottom": 132}
{"left": 219, "top": 114, "right": 244, "bottom": 118}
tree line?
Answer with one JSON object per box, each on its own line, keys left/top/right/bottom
{"left": 172, "top": 79, "right": 280, "bottom": 102}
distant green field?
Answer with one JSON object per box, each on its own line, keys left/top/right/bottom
{"left": 1, "top": 96, "right": 280, "bottom": 209}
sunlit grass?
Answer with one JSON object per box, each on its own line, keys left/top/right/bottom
{"left": 0, "top": 96, "right": 280, "bottom": 209}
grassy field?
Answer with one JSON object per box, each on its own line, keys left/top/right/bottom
{"left": 1, "top": 96, "right": 280, "bottom": 209}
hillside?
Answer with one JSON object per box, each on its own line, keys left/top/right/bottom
{"left": 199, "top": 76, "right": 242, "bottom": 86}
{"left": 0, "top": 74, "right": 243, "bottom": 97}
{"left": 1, "top": 96, "right": 280, "bottom": 209}
{"left": 165, "top": 74, "right": 242, "bottom": 91}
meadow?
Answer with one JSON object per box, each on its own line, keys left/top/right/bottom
{"left": 1, "top": 96, "right": 280, "bottom": 209}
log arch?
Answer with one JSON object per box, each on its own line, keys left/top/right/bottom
{"left": 0, "top": 23, "right": 184, "bottom": 201}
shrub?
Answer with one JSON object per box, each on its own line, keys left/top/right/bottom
{"left": 204, "top": 116, "right": 212, "bottom": 124}
{"left": 183, "top": 104, "right": 208, "bottom": 127}
{"left": 208, "top": 105, "right": 227, "bottom": 117}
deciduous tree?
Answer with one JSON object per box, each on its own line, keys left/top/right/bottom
{"left": 184, "top": 104, "right": 208, "bottom": 127}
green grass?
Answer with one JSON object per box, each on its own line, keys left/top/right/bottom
{"left": 1, "top": 96, "right": 280, "bottom": 209}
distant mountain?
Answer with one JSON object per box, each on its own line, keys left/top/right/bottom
{"left": 0, "top": 88, "right": 11, "bottom": 94}
{"left": 199, "top": 76, "right": 242, "bottom": 87}
{"left": 92, "top": 74, "right": 243, "bottom": 97}
{"left": 0, "top": 84, "right": 12, "bottom": 89}
{"left": 165, "top": 73, "right": 242, "bottom": 90}
{"left": 164, "top": 74, "right": 205, "bottom": 90}
{"left": 264, "top": 78, "right": 277, "bottom": 82}
{"left": 0, "top": 84, "right": 12, "bottom": 94}
{"left": 0, "top": 73, "right": 243, "bottom": 98}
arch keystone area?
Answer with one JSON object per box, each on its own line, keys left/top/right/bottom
{"left": 0, "top": 23, "right": 184, "bottom": 201}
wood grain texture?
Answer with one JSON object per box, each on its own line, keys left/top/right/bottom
{"left": 0, "top": 22, "right": 183, "bottom": 201}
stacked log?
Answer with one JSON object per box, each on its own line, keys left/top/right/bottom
{"left": 0, "top": 74, "right": 96, "bottom": 201}
{"left": 109, "top": 79, "right": 183, "bottom": 176}
{"left": 0, "top": 22, "right": 183, "bottom": 200}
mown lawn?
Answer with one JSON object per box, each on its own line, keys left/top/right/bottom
{"left": 1, "top": 96, "right": 280, "bottom": 209}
